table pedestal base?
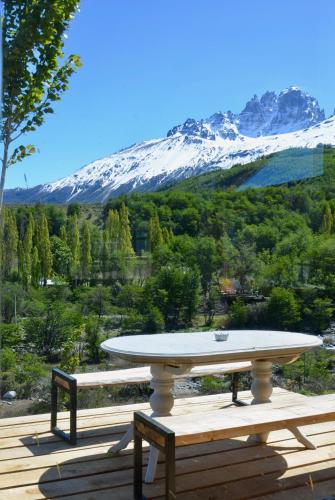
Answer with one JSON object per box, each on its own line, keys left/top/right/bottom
{"left": 145, "top": 364, "right": 176, "bottom": 483}
{"left": 108, "top": 363, "right": 191, "bottom": 483}
{"left": 288, "top": 426, "right": 316, "bottom": 449}
{"left": 249, "top": 359, "right": 315, "bottom": 449}
{"left": 109, "top": 424, "right": 134, "bottom": 454}
{"left": 251, "top": 359, "right": 273, "bottom": 443}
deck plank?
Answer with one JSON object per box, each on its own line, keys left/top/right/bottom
{"left": 0, "top": 387, "right": 306, "bottom": 444}
{"left": 1, "top": 426, "right": 334, "bottom": 477}
{"left": 0, "top": 389, "right": 334, "bottom": 500}
{"left": 1, "top": 431, "right": 335, "bottom": 490}
{"left": 256, "top": 479, "right": 335, "bottom": 500}
{"left": 0, "top": 387, "right": 294, "bottom": 428}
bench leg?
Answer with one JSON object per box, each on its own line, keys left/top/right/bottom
{"left": 51, "top": 371, "right": 58, "bottom": 431}
{"left": 50, "top": 368, "right": 77, "bottom": 445}
{"left": 134, "top": 424, "right": 145, "bottom": 500}
{"left": 134, "top": 412, "right": 176, "bottom": 500}
{"left": 231, "top": 372, "right": 248, "bottom": 406}
{"left": 165, "top": 433, "right": 176, "bottom": 500}
{"left": 69, "top": 382, "right": 77, "bottom": 445}
{"left": 289, "top": 426, "right": 316, "bottom": 450}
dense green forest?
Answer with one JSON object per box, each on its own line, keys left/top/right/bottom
{"left": 1, "top": 147, "right": 335, "bottom": 414}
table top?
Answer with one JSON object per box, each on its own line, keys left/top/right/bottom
{"left": 100, "top": 330, "right": 322, "bottom": 365}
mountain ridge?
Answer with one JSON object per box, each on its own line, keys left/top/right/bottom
{"left": 4, "top": 86, "right": 335, "bottom": 204}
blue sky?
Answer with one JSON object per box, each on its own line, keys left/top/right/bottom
{"left": 6, "top": 0, "right": 335, "bottom": 188}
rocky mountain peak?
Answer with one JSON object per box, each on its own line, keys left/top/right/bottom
{"left": 272, "top": 86, "right": 325, "bottom": 132}
{"left": 260, "top": 91, "right": 277, "bottom": 111}
{"left": 167, "top": 86, "right": 326, "bottom": 140}
{"left": 167, "top": 118, "right": 215, "bottom": 141}
{"left": 238, "top": 86, "right": 325, "bottom": 137}
{"left": 242, "top": 94, "right": 262, "bottom": 113}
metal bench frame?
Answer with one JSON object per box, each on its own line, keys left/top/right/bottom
{"left": 50, "top": 368, "right": 244, "bottom": 445}
{"left": 51, "top": 368, "right": 78, "bottom": 445}
{"left": 134, "top": 411, "right": 175, "bottom": 500}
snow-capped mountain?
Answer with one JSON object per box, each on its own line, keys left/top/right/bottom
{"left": 4, "top": 86, "right": 335, "bottom": 204}
{"left": 168, "top": 87, "right": 325, "bottom": 140}
{"left": 237, "top": 87, "right": 325, "bottom": 137}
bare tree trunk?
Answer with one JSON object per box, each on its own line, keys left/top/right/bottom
{"left": 0, "top": 3, "right": 4, "bottom": 219}
{"left": 0, "top": 152, "right": 6, "bottom": 402}
{"left": 0, "top": 150, "right": 8, "bottom": 247}
{"left": 0, "top": 149, "right": 8, "bottom": 217}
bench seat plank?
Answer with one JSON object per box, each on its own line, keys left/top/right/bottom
{"left": 134, "top": 394, "right": 335, "bottom": 498}
{"left": 51, "top": 362, "right": 252, "bottom": 445}
{"left": 151, "top": 394, "right": 335, "bottom": 446}
{"left": 72, "top": 362, "right": 252, "bottom": 388}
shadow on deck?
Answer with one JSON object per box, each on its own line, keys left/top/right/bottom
{"left": 0, "top": 389, "right": 334, "bottom": 499}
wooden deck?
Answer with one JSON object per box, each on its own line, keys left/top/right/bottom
{"left": 0, "top": 388, "right": 335, "bottom": 499}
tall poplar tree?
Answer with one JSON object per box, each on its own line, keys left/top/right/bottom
{"left": 67, "top": 214, "right": 80, "bottom": 282}
{"left": 60, "top": 224, "right": 67, "bottom": 242}
{"left": 23, "top": 212, "right": 34, "bottom": 277}
{"left": 18, "top": 240, "right": 28, "bottom": 287}
{"left": 162, "top": 227, "right": 174, "bottom": 245}
{"left": 31, "top": 246, "right": 41, "bottom": 288}
{"left": 38, "top": 213, "right": 52, "bottom": 285}
{"left": 148, "top": 213, "right": 163, "bottom": 252}
{"left": 80, "top": 221, "right": 92, "bottom": 282}
{"left": 2, "top": 209, "right": 18, "bottom": 278}
{"left": 322, "top": 204, "right": 333, "bottom": 234}
{"left": 105, "top": 209, "right": 120, "bottom": 253}
{"left": 104, "top": 209, "right": 121, "bottom": 277}
{"left": 119, "top": 203, "right": 134, "bottom": 255}
{"left": 101, "top": 229, "right": 110, "bottom": 280}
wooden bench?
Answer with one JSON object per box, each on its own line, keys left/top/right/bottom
{"left": 51, "top": 361, "right": 252, "bottom": 444}
{"left": 133, "top": 393, "right": 335, "bottom": 499}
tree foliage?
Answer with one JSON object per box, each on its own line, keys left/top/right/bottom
{"left": 3, "top": 150, "right": 335, "bottom": 406}
{"left": 38, "top": 213, "right": 53, "bottom": 284}
{"left": 266, "top": 288, "right": 301, "bottom": 330}
{"left": 80, "top": 221, "right": 92, "bottom": 281}
{"left": 0, "top": 0, "right": 81, "bottom": 210}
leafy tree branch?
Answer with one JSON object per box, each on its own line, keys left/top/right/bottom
{"left": 0, "top": 0, "right": 81, "bottom": 213}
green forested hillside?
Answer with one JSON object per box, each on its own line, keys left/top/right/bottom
{"left": 166, "top": 146, "right": 335, "bottom": 193}
{"left": 2, "top": 146, "right": 335, "bottom": 412}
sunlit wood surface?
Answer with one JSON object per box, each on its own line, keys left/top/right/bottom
{"left": 0, "top": 389, "right": 334, "bottom": 499}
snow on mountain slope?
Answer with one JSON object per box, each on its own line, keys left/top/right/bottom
{"left": 4, "top": 87, "right": 335, "bottom": 204}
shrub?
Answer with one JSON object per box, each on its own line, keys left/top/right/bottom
{"left": 0, "top": 323, "right": 24, "bottom": 348}
{"left": 199, "top": 376, "right": 229, "bottom": 394}
{"left": 142, "top": 306, "right": 164, "bottom": 333}
{"left": 85, "top": 315, "right": 104, "bottom": 363}
{"left": 0, "top": 348, "right": 47, "bottom": 398}
{"left": 228, "top": 299, "right": 248, "bottom": 328}
{"left": 121, "top": 312, "right": 144, "bottom": 335}
{"left": 23, "top": 301, "right": 83, "bottom": 358}
{"left": 266, "top": 287, "right": 300, "bottom": 329}
{"left": 302, "top": 297, "right": 334, "bottom": 333}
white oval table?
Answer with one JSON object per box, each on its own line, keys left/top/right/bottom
{"left": 101, "top": 330, "right": 322, "bottom": 482}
